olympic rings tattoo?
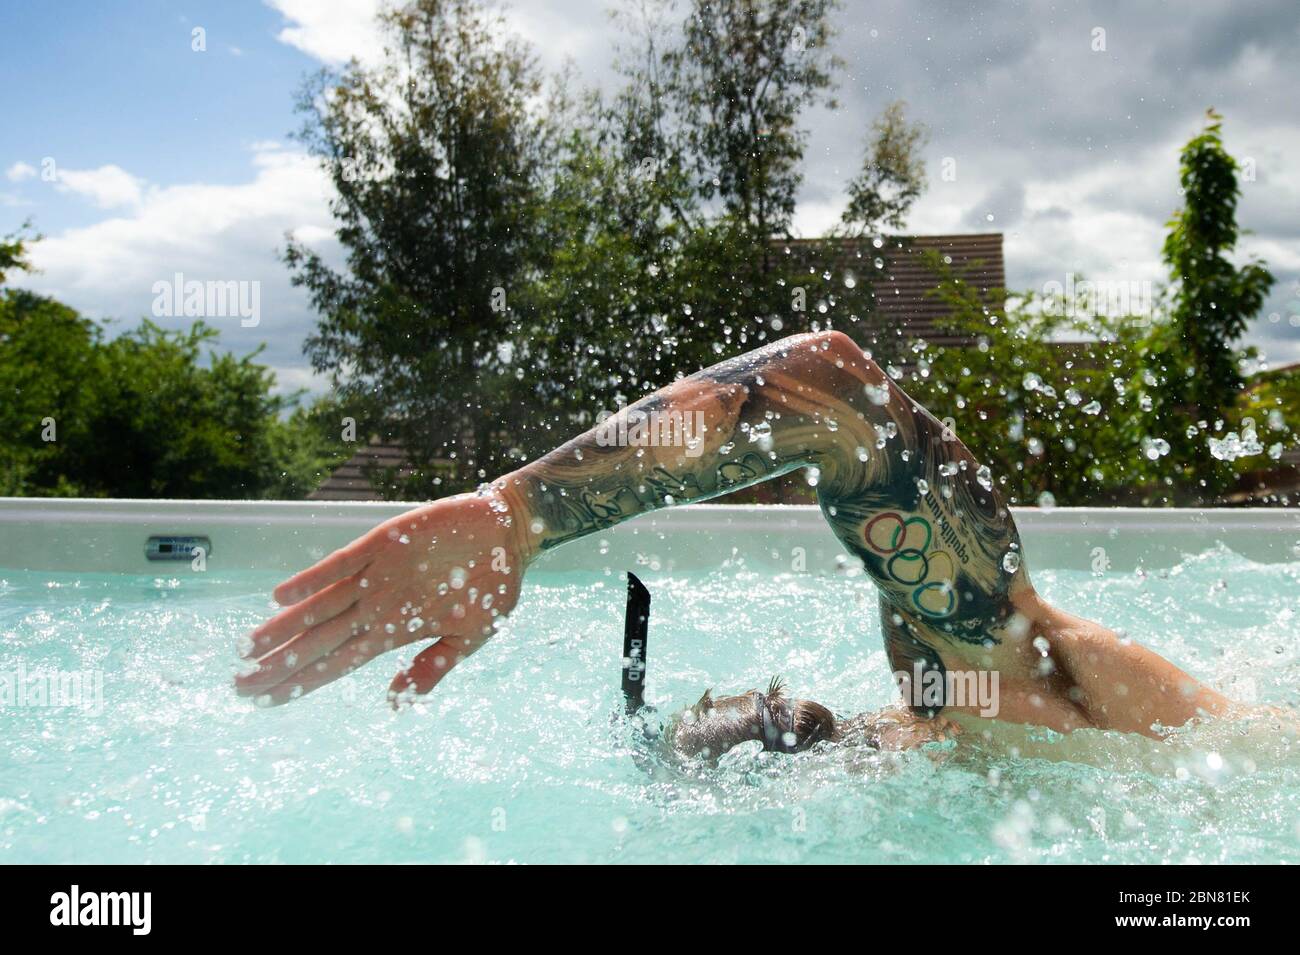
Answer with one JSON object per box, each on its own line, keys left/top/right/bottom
{"left": 863, "top": 512, "right": 957, "bottom": 618}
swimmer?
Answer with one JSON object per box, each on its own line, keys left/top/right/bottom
{"left": 238, "top": 330, "right": 1245, "bottom": 739}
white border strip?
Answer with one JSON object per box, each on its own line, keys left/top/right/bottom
{"left": 0, "top": 498, "right": 1297, "bottom": 574}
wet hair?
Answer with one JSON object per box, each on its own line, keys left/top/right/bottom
{"left": 667, "top": 677, "right": 838, "bottom": 761}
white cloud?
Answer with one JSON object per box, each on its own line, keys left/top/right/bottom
{"left": 14, "top": 0, "right": 1297, "bottom": 390}
{"left": 265, "top": 0, "right": 385, "bottom": 66}
{"left": 11, "top": 143, "right": 340, "bottom": 392}
{"left": 264, "top": 0, "right": 612, "bottom": 76}
{"left": 54, "top": 164, "right": 146, "bottom": 210}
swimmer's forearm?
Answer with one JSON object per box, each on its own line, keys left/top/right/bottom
{"left": 495, "top": 331, "right": 876, "bottom": 556}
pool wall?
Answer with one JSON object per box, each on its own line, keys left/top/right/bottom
{"left": 1, "top": 498, "right": 1297, "bottom": 575}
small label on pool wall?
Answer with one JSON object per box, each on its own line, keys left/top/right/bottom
{"left": 145, "top": 535, "right": 211, "bottom": 561}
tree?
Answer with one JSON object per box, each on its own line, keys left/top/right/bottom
{"left": 610, "top": 2, "right": 924, "bottom": 367}
{"left": 285, "top": 0, "right": 548, "bottom": 486}
{"left": 842, "top": 100, "right": 928, "bottom": 236}
{"left": 279, "top": 1, "right": 934, "bottom": 498}
{"left": 604, "top": 0, "right": 886, "bottom": 362}
{"left": 289, "top": 0, "right": 885, "bottom": 496}
{"left": 0, "top": 232, "right": 343, "bottom": 498}
{"left": 664, "top": 0, "right": 840, "bottom": 240}
{"left": 1148, "top": 109, "right": 1273, "bottom": 495}
{"left": 0, "top": 289, "right": 100, "bottom": 495}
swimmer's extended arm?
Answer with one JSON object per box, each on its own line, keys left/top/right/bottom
{"left": 500, "top": 329, "right": 1022, "bottom": 658}
{"left": 238, "top": 330, "right": 1011, "bottom": 705}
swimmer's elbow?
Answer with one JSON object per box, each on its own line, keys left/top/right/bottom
{"left": 794, "top": 329, "right": 882, "bottom": 381}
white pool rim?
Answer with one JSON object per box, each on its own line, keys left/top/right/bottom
{"left": 1, "top": 498, "right": 1297, "bottom": 575}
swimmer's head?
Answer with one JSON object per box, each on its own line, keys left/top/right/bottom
{"left": 667, "top": 677, "right": 837, "bottom": 761}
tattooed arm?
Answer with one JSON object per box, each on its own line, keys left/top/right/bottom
{"left": 501, "top": 331, "right": 1022, "bottom": 698}
{"left": 242, "top": 331, "right": 1233, "bottom": 737}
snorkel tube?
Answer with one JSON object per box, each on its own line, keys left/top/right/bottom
{"left": 621, "top": 572, "right": 651, "bottom": 715}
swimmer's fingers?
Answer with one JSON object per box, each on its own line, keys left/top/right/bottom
{"left": 235, "top": 604, "right": 364, "bottom": 698}
{"left": 244, "top": 572, "right": 363, "bottom": 658}
{"left": 388, "top": 630, "right": 492, "bottom": 707}
{"left": 272, "top": 534, "right": 381, "bottom": 606}
{"left": 251, "top": 635, "right": 386, "bottom": 707}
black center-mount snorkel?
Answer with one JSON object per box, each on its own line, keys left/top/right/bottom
{"left": 621, "top": 572, "right": 651, "bottom": 715}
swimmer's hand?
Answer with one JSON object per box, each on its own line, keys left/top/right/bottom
{"left": 235, "top": 489, "right": 533, "bottom": 706}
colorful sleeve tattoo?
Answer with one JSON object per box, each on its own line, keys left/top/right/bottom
{"left": 500, "top": 331, "right": 1026, "bottom": 714}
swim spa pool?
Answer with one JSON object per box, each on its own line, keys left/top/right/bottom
{"left": 1, "top": 500, "right": 1298, "bottom": 864}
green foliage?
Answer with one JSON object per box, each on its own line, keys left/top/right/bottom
{"left": 1235, "top": 364, "right": 1300, "bottom": 485}
{"left": 904, "top": 259, "right": 1152, "bottom": 505}
{"left": 78, "top": 322, "right": 281, "bottom": 497}
{"left": 12, "top": 9, "right": 1280, "bottom": 508}
{"left": 1147, "top": 109, "right": 1274, "bottom": 495}
{"left": 0, "top": 289, "right": 100, "bottom": 495}
{"left": 0, "top": 274, "right": 346, "bottom": 497}
{"left": 842, "top": 101, "right": 929, "bottom": 235}
{"left": 905, "top": 111, "right": 1291, "bottom": 508}
{"left": 0, "top": 221, "right": 36, "bottom": 284}
{"left": 261, "top": 400, "right": 357, "bottom": 500}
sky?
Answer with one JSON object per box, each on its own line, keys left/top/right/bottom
{"left": 2, "top": 0, "right": 1298, "bottom": 397}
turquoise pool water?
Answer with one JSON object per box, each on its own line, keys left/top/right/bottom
{"left": 1, "top": 544, "right": 1298, "bottom": 864}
